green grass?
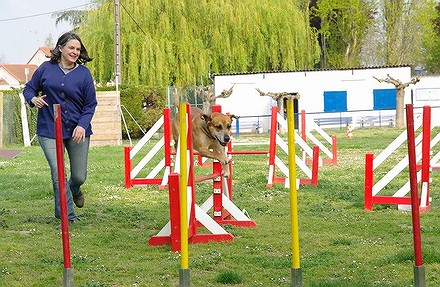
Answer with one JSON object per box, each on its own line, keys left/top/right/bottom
{"left": 1, "top": 128, "right": 440, "bottom": 286}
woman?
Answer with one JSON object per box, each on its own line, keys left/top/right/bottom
{"left": 23, "top": 32, "right": 97, "bottom": 225}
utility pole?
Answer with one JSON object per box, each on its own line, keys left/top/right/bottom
{"left": 114, "top": 0, "right": 130, "bottom": 145}
{"left": 114, "top": 0, "right": 122, "bottom": 88}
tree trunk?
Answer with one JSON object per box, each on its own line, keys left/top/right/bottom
{"left": 395, "top": 89, "right": 405, "bottom": 128}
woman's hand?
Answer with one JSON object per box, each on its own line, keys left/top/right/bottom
{"left": 31, "top": 95, "right": 48, "bottom": 109}
{"left": 72, "top": 126, "right": 86, "bottom": 143}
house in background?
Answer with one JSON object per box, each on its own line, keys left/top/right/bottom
{"left": 27, "top": 47, "right": 51, "bottom": 66}
{"left": 0, "top": 64, "right": 38, "bottom": 90}
{"left": 0, "top": 47, "right": 50, "bottom": 91}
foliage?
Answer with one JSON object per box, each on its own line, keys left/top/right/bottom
{"left": 119, "top": 85, "right": 166, "bottom": 138}
{"left": 1, "top": 90, "right": 37, "bottom": 146}
{"left": 380, "top": 0, "right": 437, "bottom": 66}
{"left": 424, "top": 2, "right": 440, "bottom": 73}
{"left": 77, "top": 0, "right": 320, "bottom": 87}
{"left": 309, "top": 0, "right": 439, "bottom": 71}
{"left": 311, "top": 0, "right": 376, "bottom": 68}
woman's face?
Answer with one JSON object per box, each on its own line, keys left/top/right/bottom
{"left": 59, "top": 39, "right": 81, "bottom": 66}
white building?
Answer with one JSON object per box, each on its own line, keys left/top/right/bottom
{"left": 214, "top": 66, "right": 440, "bottom": 130}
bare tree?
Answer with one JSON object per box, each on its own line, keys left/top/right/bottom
{"left": 373, "top": 74, "right": 420, "bottom": 128}
{"left": 256, "top": 88, "right": 300, "bottom": 133}
{"left": 255, "top": 88, "right": 300, "bottom": 118}
{"left": 200, "top": 85, "right": 234, "bottom": 113}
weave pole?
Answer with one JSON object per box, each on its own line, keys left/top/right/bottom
{"left": 406, "top": 104, "right": 426, "bottom": 287}
{"left": 287, "top": 100, "right": 302, "bottom": 287}
{"left": 54, "top": 104, "right": 73, "bottom": 287}
{"left": 178, "top": 102, "right": 190, "bottom": 287}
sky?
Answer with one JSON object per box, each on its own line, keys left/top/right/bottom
{"left": 0, "top": 0, "right": 94, "bottom": 64}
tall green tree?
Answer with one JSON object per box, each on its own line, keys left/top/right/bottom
{"left": 75, "top": 0, "right": 320, "bottom": 87}
{"left": 424, "top": 2, "right": 440, "bottom": 73}
{"left": 310, "top": 0, "right": 376, "bottom": 68}
{"left": 381, "top": 0, "right": 437, "bottom": 66}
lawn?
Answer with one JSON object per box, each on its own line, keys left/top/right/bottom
{"left": 1, "top": 128, "right": 440, "bottom": 287}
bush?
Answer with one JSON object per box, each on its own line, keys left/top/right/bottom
{"left": 119, "top": 85, "right": 166, "bottom": 138}
{"left": 1, "top": 89, "right": 38, "bottom": 146}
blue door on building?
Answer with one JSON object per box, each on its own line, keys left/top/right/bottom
{"left": 373, "top": 88, "right": 396, "bottom": 110}
{"left": 323, "top": 91, "right": 347, "bottom": 112}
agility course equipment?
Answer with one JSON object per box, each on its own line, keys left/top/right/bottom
{"left": 54, "top": 104, "right": 74, "bottom": 287}
{"left": 265, "top": 106, "right": 319, "bottom": 188}
{"left": 405, "top": 104, "right": 426, "bottom": 287}
{"left": 149, "top": 103, "right": 255, "bottom": 252}
{"left": 364, "top": 105, "right": 440, "bottom": 211}
{"left": 227, "top": 106, "right": 320, "bottom": 188}
{"left": 124, "top": 108, "right": 172, "bottom": 188}
{"left": 300, "top": 110, "right": 338, "bottom": 166}
{"left": 286, "top": 100, "right": 302, "bottom": 287}
{"left": 124, "top": 105, "right": 320, "bottom": 190}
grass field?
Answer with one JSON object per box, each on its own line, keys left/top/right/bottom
{"left": 1, "top": 128, "right": 440, "bottom": 287}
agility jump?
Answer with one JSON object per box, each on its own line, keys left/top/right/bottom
{"left": 364, "top": 105, "right": 440, "bottom": 211}
{"left": 299, "top": 110, "right": 338, "bottom": 166}
{"left": 124, "top": 108, "right": 172, "bottom": 189}
{"left": 149, "top": 103, "right": 255, "bottom": 252}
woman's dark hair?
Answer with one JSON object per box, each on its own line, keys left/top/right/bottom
{"left": 50, "top": 32, "right": 93, "bottom": 64}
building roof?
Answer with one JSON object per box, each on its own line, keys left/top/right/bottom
{"left": 213, "top": 65, "right": 413, "bottom": 77}
{"left": 31, "top": 46, "right": 52, "bottom": 59}
{"left": 0, "top": 64, "right": 38, "bottom": 84}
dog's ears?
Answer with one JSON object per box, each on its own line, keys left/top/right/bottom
{"left": 201, "top": 114, "right": 212, "bottom": 124}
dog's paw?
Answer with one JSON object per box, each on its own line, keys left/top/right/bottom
{"left": 220, "top": 156, "right": 232, "bottom": 165}
{"left": 222, "top": 170, "right": 230, "bottom": 178}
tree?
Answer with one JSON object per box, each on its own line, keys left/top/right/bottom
{"left": 73, "top": 0, "right": 320, "bottom": 87}
{"left": 310, "top": 0, "right": 376, "bottom": 68}
{"left": 424, "top": 2, "right": 440, "bottom": 73}
{"left": 365, "top": 0, "right": 437, "bottom": 67}
{"left": 52, "top": 9, "right": 87, "bottom": 30}
{"left": 373, "top": 74, "right": 420, "bottom": 128}
{"left": 198, "top": 85, "right": 234, "bottom": 114}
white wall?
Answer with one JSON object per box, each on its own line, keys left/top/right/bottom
{"left": 0, "top": 67, "right": 20, "bottom": 89}
{"left": 214, "top": 66, "right": 413, "bottom": 117}
{"left": 412, "top": 76, "right": 440, "bottom": 108}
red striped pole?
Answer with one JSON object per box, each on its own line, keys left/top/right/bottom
{"left": 406, "top": 104, "right": 426, "bottom": 287}
{"left": 53, "top": 104, "right": 74, "bottom": 287}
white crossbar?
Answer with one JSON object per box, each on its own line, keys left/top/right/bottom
{"left": 130, "top": 115, "right": 164, "bottom": 158}
{"left": 373, "top": 115, "right": 423, "bottom": 170}
{"left": 131, "top": 137, "right": 164, "bottom": 178}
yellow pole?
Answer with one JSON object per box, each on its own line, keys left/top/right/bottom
{"left": 179, "top": 102, "right": 189, "bottom": 269}
{"left": 287, "top": 99, "right": 302, "bottom": 286}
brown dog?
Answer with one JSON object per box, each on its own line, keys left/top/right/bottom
{"left": 172, "top": 107, "right": 238, "bottom": 177}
